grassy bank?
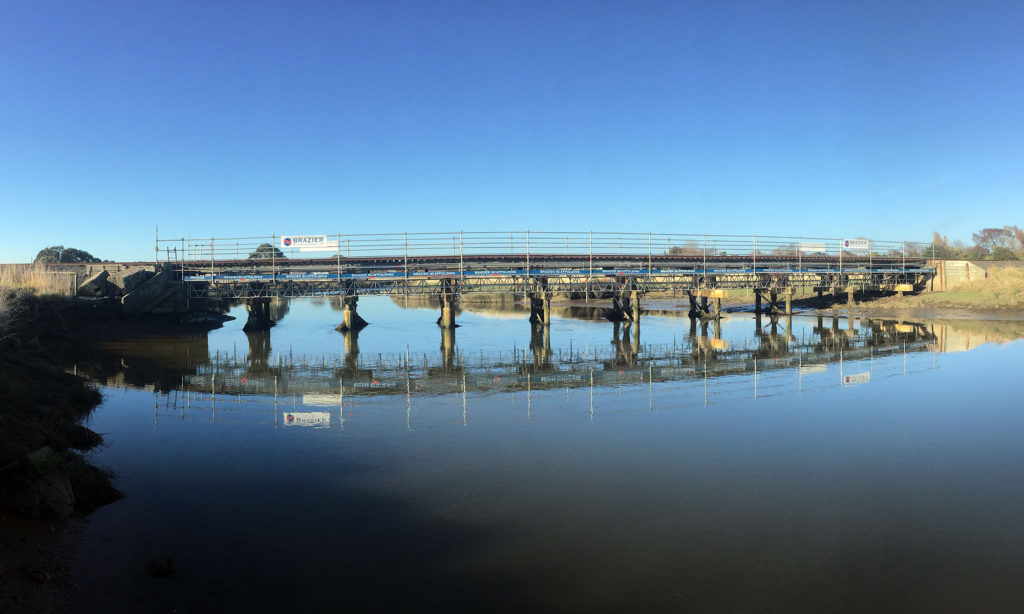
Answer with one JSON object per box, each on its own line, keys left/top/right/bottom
{"left": 0, "top": 285, "right": 125, "bottom": 613}
{"left": 0, "top": 265, "right": 71, "bottom": 296}
{"left": 870, "top": 266, "right": 1024, "bottom": 312}
{"left": 0, "top": 288, "right": 121, "bottom": 518}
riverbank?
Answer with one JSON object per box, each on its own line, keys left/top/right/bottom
{"left": 550, "top": 294, "right": 1024, "bottom": 322}
{"left": 0, "top": 291, "right": 123, "bottom": 612}
{"left": 855, "top": 266, "right": 1024, "bottom": 317}
{"left": 548, "top": 266, "right": 1024, "bottom": 321}
{"left": 0, "top": 511, "right": 83, "bottom": 613}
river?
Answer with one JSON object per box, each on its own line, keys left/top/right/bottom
{"left": 70, "top": 297, "right": 1024, "bottom": 612}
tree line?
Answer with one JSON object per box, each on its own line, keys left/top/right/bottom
{"left": 929, "top": 226, "right": 1024, "bottom": 261}
{"left": 32, "top": 229, "right": 1024, "bottom": 264}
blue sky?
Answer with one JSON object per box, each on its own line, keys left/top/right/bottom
{"left": 2, "top": 1, "right": 1022, "bottom": 262}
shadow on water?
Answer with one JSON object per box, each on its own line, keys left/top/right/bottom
{"left": 76, "top": 473, "right": 556, "bottom": 613}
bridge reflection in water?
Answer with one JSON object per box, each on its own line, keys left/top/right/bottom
{"left": 71, "top": 309, "right": 1012, "bottom": 430}
{"left": 201, "top": 316, "right": 933, "bottom": 397}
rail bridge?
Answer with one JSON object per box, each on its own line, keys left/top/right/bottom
{"left": 157, "top": 231, "right": 933, "bottom": 331}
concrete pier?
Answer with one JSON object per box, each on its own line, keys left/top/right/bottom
{"left": 529, "top": 292, "right": 552, "bottom": 326}
{"left": 243, "top": 297, "right": 274, "bottom": 331}
{"left": 336, "top": 295, "right": 369, "bottom": 332}
{"left": 437, "top": 279, "right": 459, "bottom": 328}
{"left": 438, "top": 292, "right": 458, "bottom": 328}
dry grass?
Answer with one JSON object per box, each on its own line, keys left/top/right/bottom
{"left": 0, "top": 290, "right": 14, "bottom": 337}
{"left": 879, "top": 266, "right": 1024, "bottom": 311}
{"left": 930, "top": 267, "right": 1024, "bottom": 306}
{"left": 967, "top": 266, "right": 1024, "bottom": 290}
{"left": 0, "top": 264, "right": 72, "bottom": 295}
{"left": 0, "top": 266, "right": 72, "bottom": 340}
{"left": 0, "top": 288, "right": 25, "bottom": 339}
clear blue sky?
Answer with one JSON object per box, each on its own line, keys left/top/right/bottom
{"left": 2, "top": 0, "right": 1022, "bottom": 262}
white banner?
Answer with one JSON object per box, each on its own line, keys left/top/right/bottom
{"left": 799, "top": 242, "right": 827, "bottom": 253}
{"left": 298, "top": 242, "right": 338, "bottom": 252}
{"left": 282, "top": 411, "right": 331, "bottom": 428}
{"left": 841, "top": 239, "right": 870, "bottom": 251}
{"left": 280, "top": 235, "right": 330, "bottom": 249}
{"left": 843, "top": 372, "right": 871, "bottom": 385}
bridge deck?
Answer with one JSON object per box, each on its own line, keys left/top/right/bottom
{"left": 159, "top": 232, "right": 933, "bottom": 299}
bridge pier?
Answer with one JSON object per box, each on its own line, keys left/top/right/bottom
{"left": 687, "top": 292, "right": 701, "bottom": 319}
{"left": 529, "top": 292, "right": 552, "bottom": 326}
{"left": 335, "top": 295, "right": 368, "bottom": 332}
{"left": 688, "top": 289, "right": 724, "bottom": 320}
{"left": 438, "top": 293, "right": 458, "bottom": 328}
{"left": 606, "top": 288, "right": 640, "bottom": 323}
{"left": 756, "top": 289, "right": 792, "bottom": 316}
{"left": 436, "top": 279, "right": 459, "bottom": 328}
{"left": 243, "top": 297, "right": 274, "bottom": 331}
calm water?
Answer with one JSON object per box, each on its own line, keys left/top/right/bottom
{"left": 71, "top": 297, "right": 1024, "bottom": 613}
